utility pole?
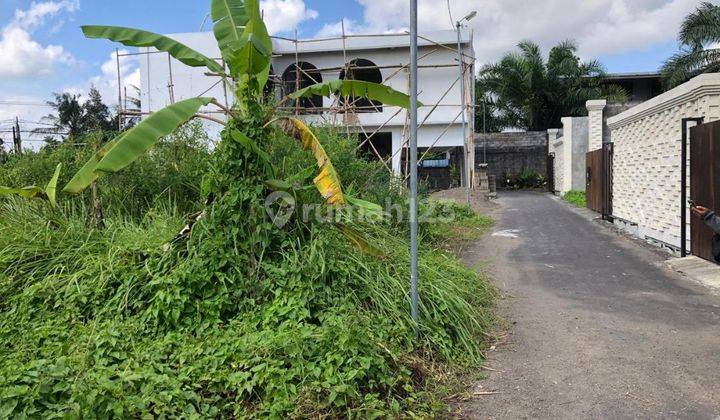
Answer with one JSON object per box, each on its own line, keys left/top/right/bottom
{"left": 13, "top": 117, "right": 22, "bottom": 155}
{"left": 409, "top": 0, "right": 419, "bottom": 332}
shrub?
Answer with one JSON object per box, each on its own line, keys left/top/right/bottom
{"left": 0, "top": 199, "right": 495, "bottom": 418}
{"left": 502, "top": 168, "right": 547, "bottom": 189}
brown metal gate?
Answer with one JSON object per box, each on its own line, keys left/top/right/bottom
{"left": 689, "top": 121, "right": 720, "bottom": 262}
{"left": 585, "top": 143, "right": 613, "bottom": 219}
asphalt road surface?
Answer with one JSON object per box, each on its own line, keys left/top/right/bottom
{"left": 460, "top": 191, "right": 720, "bottom": 419}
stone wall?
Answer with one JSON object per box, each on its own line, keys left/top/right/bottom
{"left": 608, "top": 73, "right": 720, "bottom": 251}
{"left": 474, "top": 131, "right": 548, "bottom": 186}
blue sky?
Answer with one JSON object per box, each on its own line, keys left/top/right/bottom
{"left": 0, "top": 0, "right": 712, "bottom": 131}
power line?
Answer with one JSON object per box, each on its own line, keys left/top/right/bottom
{"left": 0, "top": 101, "right": 52, "bottom": 107}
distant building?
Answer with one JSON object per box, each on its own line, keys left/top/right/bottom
{"left": 138, "top": 30, "right": 475, "bottom": 187}
{"left": 603, "top": 72, "right": 663, "bottom": 106}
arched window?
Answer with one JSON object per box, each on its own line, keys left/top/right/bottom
{"left": 339, "top": 58, "right": 383, "bottom": 113}
{"left": 282, "top": 62, "right": 323, "bottom": 110}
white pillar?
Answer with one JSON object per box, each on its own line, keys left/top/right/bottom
{"left": 547, "top": 128, "right": 563, "bottom": 194}
{"left": 561, "top": 117, "right": 574, "bottom": 193}
{"left": 587, "top": 99, "right": 607, "bottom": 151}
{"left": 391, "top": 131, "right": 403, "bottom": 175}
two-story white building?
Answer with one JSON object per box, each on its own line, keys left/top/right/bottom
{"left": 138, "top": 30, "right": 475, "bottom": 187}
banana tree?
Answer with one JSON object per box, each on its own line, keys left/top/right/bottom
{"left": 0, "top": 163, "right": 62, "bottom": 209}
{"left": 62, "top": 0, "right": 416, "bottom": 244}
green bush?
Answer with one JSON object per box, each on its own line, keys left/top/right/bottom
{"left": 502, "top": 168, "right": 547, "bottom": 189}
{"left": 0, "top": 199, "right": 494, "bottom": 418}
{"left": 0, "top": 123, "right": 496, "bottom": 417}
{"left": 563, "top": 190, "right": 586, "bottom": 207}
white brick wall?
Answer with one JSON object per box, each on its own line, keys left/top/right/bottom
{"left": 587, "top": 99, "right": 606, "bottom": 151}
{"left": 608, "top": 73, "right": 720, "bottom": 250}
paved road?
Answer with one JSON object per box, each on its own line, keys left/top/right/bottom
{"left": 461, "top": 191, "right": 720, "bottom": 419}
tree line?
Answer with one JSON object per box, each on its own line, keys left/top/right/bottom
{"left": 475, "top": 1, "right": 720, "bottom": 132}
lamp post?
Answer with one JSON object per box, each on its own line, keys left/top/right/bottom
{"left": 409, "top": 0, "right": 419, "bottom": 331}
{"left": 456, "top": 11, "right": 476, "bottom": 206}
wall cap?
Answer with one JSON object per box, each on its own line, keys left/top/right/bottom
{"left": 608, "top": 73, "right": 720, "bottom": 129}
{"left": 586, "top": 99, "right": 607, "bottom": 111}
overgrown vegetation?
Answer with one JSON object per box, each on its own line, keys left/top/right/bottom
{"left": 563, "top": 190, "right": 586, "bottom": 207}
{"left": 0, "top": 123, "right": 212, "bottom": 218}
{"left": 0, "top": 1, "right": 495, "bottom": 415}
{"left": 502, "top": 169, "right": 547, "bottom": 190}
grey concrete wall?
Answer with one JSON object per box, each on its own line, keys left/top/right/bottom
{"left": 603, "top": 103, "right": 634, "bottom": 144}
{"left": 474, "top": 132, "right": 548, "bottom": 185}
{"left": 569, "top": 117, "right": 589, "bottom": 190}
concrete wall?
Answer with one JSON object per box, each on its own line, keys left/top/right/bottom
{"left": 548, "top": 129, "right": 564, "bottom": 194}
{"left": 548, "top": 116, "right": 588, "bottom": 195}
{"left": 608, "top": 73, "right": 720, "bottom": 251}
{"left": 474, "top": 131, "right": 548, "bottom": 186}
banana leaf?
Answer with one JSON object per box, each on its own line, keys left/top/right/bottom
{"left": 0, "top": 186, "right": 46, "bottom": 200}
{"left": 225, "top": 0, "right": 272, "bottom": 88}
{"left": 63, "top": 137, "right": 120, "bottom": 194}
{"left": 334, "top": 223, "right": 384, "bottom": 258}
{"left": 45, "top": 163, "right": 62, "bottom": 208}
{"left": 280, "top": 118, "right": 346, "bottom": 206}
{"left": 81, "top": 26, "right": 225, "bottom": 74}
{"left": 211, "top": 0, "right": 249, "bottom": 61}
{"left": 96, "top": 97, "right": 214, "bottom": 174}
{"left": 289, "top": 79, "right": 421, "bottom": 109}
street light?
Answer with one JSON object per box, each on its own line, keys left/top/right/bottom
{"left": 409, "top": 0, "right": 419, "bottom": 333}
{"left": 456, "top": 11, "right": 476, "bottom": 206}
{"left": 462, "top": 11, "right": 478, "bottom": 22}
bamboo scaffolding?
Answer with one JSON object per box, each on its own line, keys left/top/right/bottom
{"left": 119, "top": 26, "right": 474, "bottom": 184}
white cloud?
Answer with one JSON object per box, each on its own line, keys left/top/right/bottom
{"left": 0, "top": 1, "right": 79, "bottom": 78}
{"left": 85, "top": 49, "right": 141, "bottom": 107}
{"left": 318, "top": 0, "right": 716, "bottom": 67}
{"left": 13, "top": 0, "right": 79, "bottom": 30}
{"left": 260, "top": 0, "right": 318, "bottom": 34}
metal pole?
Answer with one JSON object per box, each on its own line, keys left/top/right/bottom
{"left": 457, "top": 22, "right": 470, "bottom": 206}
{"left": 116, "top": 48, "right": 123, "bottom": 131}
{"left": 14, "top": 117, "right": 21, "bottom": 155}
{"left": 409, "top": 0, "right": 419, "bottom": 332}
{"left": 680, "top": 117, "right": 704, "bottom": 257}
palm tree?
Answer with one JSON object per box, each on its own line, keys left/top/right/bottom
{"left": 479, "top": 40, "right": 626, "bottom": 131}
{"left": 661, "top": 2, "right": 720, "bottom": 89}
{"left": 38, "top": 92, "right": 85, "bottom": 138}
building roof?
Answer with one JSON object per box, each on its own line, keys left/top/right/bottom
{"left": 271, "top": 29, "right": 472, "bottom": 54}
{"left": 165, "top": 29, "right": 473, "bottom": 56}
{"left": 603, "top": 71, "right": 662, "bottom": 80}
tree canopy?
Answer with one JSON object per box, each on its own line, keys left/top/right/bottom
{"left": 37, "top": 86, "right": 116, "bottom": 140}
{"left": 477, "top": 40, "right": 626, "bottom": 132}
{"left": 661, "top": 2, "right": 720, "bottom": 89}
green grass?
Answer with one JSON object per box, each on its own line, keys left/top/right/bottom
{"left": 562, "top": 190, "right": 586, "bottom": 207}
{"left": 0, "top": 199, "right": 496, "bottom": 418}
{"left": 423, "top": 199, "right": 494, "bottom": 245}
